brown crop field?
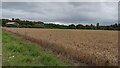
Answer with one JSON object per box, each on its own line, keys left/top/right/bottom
{"left": 3, "top": 28, "right": 118, "bottom": 66}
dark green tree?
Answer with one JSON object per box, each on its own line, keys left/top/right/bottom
{"left": 68, "top": 24, "right": 76, "bottom": 29}
{"left": 76, "top": 24, "right": 83, "bottom": 29}
{"left": 85, "top": 25, "right": 91, "bottom": 29}
{"left": 1, "top": 19, "right": 10, "bottom": 26}
{"left": 96, "top": 23, "right": 100, "bottom": 29}
{"left": 12, "top": 18, "right": 14, "bottom": 21}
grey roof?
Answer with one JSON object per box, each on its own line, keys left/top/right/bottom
{"left": 6, "top": 22, "right": 17, "bottom": 24}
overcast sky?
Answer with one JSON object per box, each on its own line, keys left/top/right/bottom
{"left": 2, "top": 2, "right": 118, "bottom": 25}
{"left": 2, "top": 0, "right": 119, "bottom": 2}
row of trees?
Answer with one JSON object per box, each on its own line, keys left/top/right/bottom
{"left": 0, "top": 18, "right": 119, "bottom": 30}
{"left": 68, "top": 23, "right": 119, "bottom": 30}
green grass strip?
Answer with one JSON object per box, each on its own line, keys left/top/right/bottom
{"left": 2, "top": 30, "right": 68, "bottom": 66}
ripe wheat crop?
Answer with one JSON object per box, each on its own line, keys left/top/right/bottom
{"left": 3, "top": 28, "right": 118, "bottom": 66}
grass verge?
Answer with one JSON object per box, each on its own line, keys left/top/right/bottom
{"left": 2, "top": 30, "right": 69, "bottom": 66}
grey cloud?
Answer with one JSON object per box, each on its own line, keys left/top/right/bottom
{"left": 2, "top": 2, "right": 118, "bottom": 25}
{"left": 2, "top": 0, "right": 119, "bottom": 2}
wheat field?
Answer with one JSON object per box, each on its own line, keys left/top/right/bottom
{"left": 3, "top": 28, "right": 118, "bottom": 66}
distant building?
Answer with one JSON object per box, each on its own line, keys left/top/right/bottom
{"left": 6, "top": 22, "right": 19, "bottom": 27}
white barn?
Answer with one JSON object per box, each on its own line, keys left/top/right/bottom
{"left": 6, "top": 22, "right": 19, "bottom": 27}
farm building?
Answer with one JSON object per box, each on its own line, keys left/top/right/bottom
{"left": 6, "top": 22, "right": 19, "bottom": 27}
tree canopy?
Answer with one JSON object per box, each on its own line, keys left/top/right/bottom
{"left": 1, "top": 18, "right": 119, "bottom": 30}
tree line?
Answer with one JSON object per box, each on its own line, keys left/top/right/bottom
{"left": 0, "top": 18, "right": 119, "bottom": 30}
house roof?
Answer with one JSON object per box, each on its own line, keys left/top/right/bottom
{"left": 6, "top": 22, "right": 17, "bottom": 25}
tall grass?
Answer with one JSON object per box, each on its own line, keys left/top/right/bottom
{"left": 2, "top": 30, "right": 68, "bottom": 66}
